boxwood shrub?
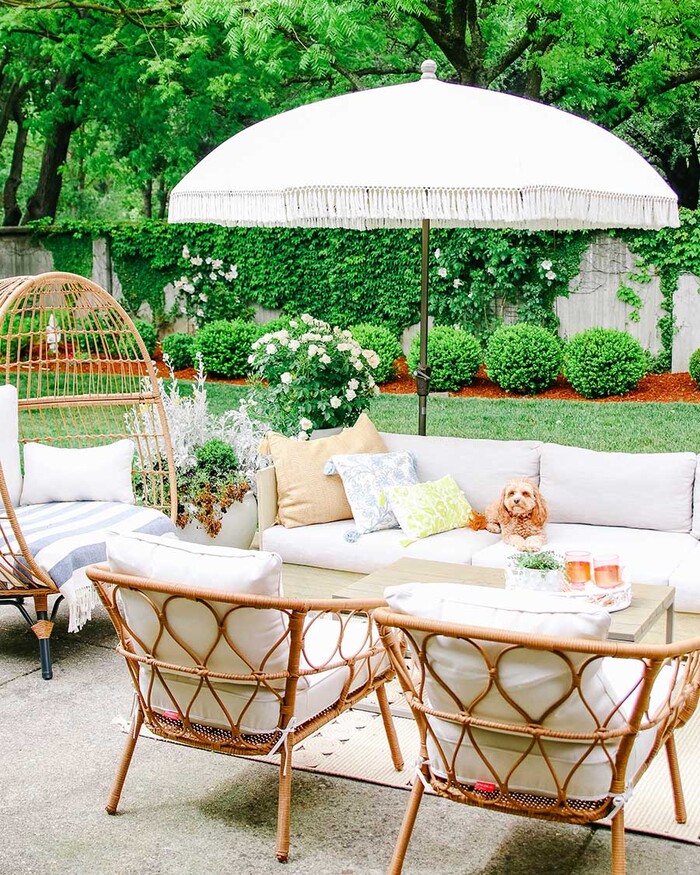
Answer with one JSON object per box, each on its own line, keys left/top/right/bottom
{"left": 564, "top": 328, "right": 647, "bottom": 398}
{"left": 161, "top": 332, "right": 195, "bottom": 370}
{"left": 406, "top": 325, "right": 481, "bottom": 391}
{"left": 485, "top": 323, "right": 562, "bottom": 394}
{"left": 193, "top": 319, "right": 259, "bottom": 378}
{"left": 133, "top": 319, "right": 158, "bottom": 357}
{"left": 689, "top": 349, "right": 700, "bottom": 387}
{"left": 349, "top": 323, "right": 403, "bottom": 384}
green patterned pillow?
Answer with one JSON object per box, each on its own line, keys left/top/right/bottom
{"left": 385, "top": 475, "right": 473, "bottom": 540}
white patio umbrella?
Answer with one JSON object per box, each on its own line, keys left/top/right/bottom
{"left": 169, "top": 60, "right": 679, "bottom": 434}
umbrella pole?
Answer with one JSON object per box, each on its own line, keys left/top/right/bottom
{"left": 416, "top": 218, "right": 431, "bottom": 436}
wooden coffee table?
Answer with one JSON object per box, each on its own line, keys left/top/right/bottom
{"left": 332, "top": 557, "right": 675, "bottom": 644}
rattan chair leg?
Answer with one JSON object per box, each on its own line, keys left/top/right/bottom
{"left": 610, "top": 808, "right": 626, "bottom": 875}
{"left": 388, "top": 773, "right": 426, "bottom": 875}
{"left": 275, "top": 745, "right": 293, "bottom": 863}
{"left": 376, "top": 683, "right": 404, "bottom": 770}
{"left": 106, "top": 707, "right": 144, "bottom": 815}
{"left": 665, "top": 734, "right": 687, "bottom": 823}
{"left": 34, "top": 610, "right": 54, "bottom": 681}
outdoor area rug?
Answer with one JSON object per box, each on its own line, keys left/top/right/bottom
{"left": 118, "top": 684, "right": 700, "bottom": 845}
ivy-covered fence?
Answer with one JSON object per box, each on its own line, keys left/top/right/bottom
{"left": 6, "top": 210, "right": 700, "bottom": 370}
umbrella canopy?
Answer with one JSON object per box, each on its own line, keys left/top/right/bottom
{"left": 169, "top": 61, "right": 679, "bottom": 431}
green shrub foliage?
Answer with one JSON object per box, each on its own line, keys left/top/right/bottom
{"left": 564, "top": 328, "right": 647, "bottom": 398}
{"left": 133, "top": 319, "right": 158, "bottom": 357}
{"left": 406, "top": 326, "right": 481, "bottom": 392}
{"left": 194, "top": 319, "right": 258, "bottom": 378}
{"left": 161, "top": 332, "right": 195, "bottom": 370}
{"left": 689, "top": 349, "right": 700, "bottom": 387}
{"left": 485, "top": 323, "right": 562, "bottom": 394}
{"left": 348, "top": 323, "right": 403, "bottom": 384}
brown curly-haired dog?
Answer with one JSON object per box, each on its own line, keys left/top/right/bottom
{"left": 485, "top": 478, "right": 548, "bottom": 552}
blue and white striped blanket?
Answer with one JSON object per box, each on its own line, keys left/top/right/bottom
{"left": 10, "top": 501, "right": 176, "bottom": 631}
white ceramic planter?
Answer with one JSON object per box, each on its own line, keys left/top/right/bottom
{"left": 178, "top": 491, "right": 258, "bottom": 549}
{"left": 504, "top": 566, "right": 565, "bottom": 593}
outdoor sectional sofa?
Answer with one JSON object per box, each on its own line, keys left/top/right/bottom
{"left": 258, "top": 434, "right": 700, "bottom": 614}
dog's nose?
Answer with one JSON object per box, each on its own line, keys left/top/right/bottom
{"left": 513, "top": 497, "right": 520, "bottom": 504}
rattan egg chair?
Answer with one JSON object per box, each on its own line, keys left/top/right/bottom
{"left": 0, "top": 272, "right": 177, "bottom": 679}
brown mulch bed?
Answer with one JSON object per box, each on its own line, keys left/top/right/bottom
{"left": 156, "top": 347, "right": 700, "bottom": 404}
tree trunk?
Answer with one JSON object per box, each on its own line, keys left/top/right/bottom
{"left": 3, "top": 107, "right": 27, "bottom": 226}
{"left": 23, "top": 72, "right": 79, "bottom": 223}
{"left": 0, "top": 81, "right": 24, "bottom": 151}
{"left": 157, "top": 177, "right": 168, "bottom": 219}
{"left": 143, "top": 179, "right": 153, "bottom": 218}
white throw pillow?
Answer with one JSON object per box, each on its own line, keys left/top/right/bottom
{"left": 20, "top": 439, "right": 135, "bottom": 505}
{"left": 384, "top": 582, "right": 616, "bottom": 734}
{"left": 0, "top": 384, "right": 22, "bottom": 506}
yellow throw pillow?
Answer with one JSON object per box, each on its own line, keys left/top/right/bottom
{"left": 385, "top": 475, "right": 473, "bottom": 540}
{"left": 261, "top": 413, "right": 386, "bottom": 527}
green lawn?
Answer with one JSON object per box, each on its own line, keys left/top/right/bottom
{"left": 201, "top": 382, "right": 700, "bottom": 454}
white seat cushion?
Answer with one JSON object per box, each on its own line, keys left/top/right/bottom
{"left": 380, "top": 433, "right": 541, "bottom": 513}
{"left": 0, "top": 384, "right": 22, "bottom": 506}
{"left": 470, "top": 523, "right": 697, "bottom": 586}
{"left": 539, "top": 443, "right": 696, "bottom": 532}
{"left": 263, "top": 519, "right": 500, "bottom": 573}
{"left": 668, "top": 540, "right": 700, "bottom": 613}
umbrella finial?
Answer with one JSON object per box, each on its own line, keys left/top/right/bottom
{"left": 420, "top": 59, "right": 438, "bottom": 80}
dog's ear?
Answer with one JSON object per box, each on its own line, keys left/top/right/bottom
{"left": 531, "top": 485, "right": 549, "bottom": 528}
{"left": 496, "top": 484, "right": 511, "bottom": 526}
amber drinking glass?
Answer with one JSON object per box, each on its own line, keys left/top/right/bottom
{"left": 565, "top": 551, "right": 592, "bottom": 588}
{"left": 593, "top": 554, "right": 622, "bottom": 589}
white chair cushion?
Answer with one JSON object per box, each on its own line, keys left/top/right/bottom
{"left": 471, "top": 523, "right": 697, "bottom": 586}
{"left": 380, "top": 433, "right": 541, "bottom": 513}
{"left": 692, "top": 456, "right": 700, "bottom": 539}
{"left": 262, "top": 519, "right": 500, "bottom": 573}
{"left": 20, "top": 439, "right": 135, "bottom": 505}
{"left": 386, "top": 582, "right": 665, "bottom": 801}
{"left": 668, "top": 540, "right": 700, "bottom": 613}
{"left": 539, "top": 443, "right": 696, "bottom": 532}
{"left": 0, "top": 384, "right": 22, "bottom": 506}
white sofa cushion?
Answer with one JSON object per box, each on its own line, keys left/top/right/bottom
{"left": 0, "top": 384, "right": 22, "bottom": 506}
{"left": 539, "top": 443, "right": 696, "bottom": 532}
{"left": 692, "top": 456, "right": 700, "bottom": 539}
{"left": 471, "top": 523, "right": 697, "bottom": 586}
{"left": 668, "top": 541, "right": 700, "bottom": 613}
{"left": 380, "top": 433, "right": 540, "bottom": 513}
{"left": 21, "top": 439, "right": 135, "bottom": 505}
{"left": 262, "top": 519, "right": 500, "bottom": 574}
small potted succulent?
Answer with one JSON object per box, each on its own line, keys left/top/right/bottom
{"left": 505, "top": 550, "right": 566, "bottom": 593}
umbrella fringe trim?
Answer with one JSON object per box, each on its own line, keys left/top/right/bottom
{"left": 169, "top": 186, "right": 678, "bottom": 231}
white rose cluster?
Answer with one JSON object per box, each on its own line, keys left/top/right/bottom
{"left": 173, "top": 247, "right": 241, "bottom": 327}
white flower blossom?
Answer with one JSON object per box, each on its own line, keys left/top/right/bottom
{"left": 353, "top": 360, "right": 364, "bottom": 371}
{"left": 346, "top": 388, "right": 357, "bottom": 401}
{"left": 453, "top": 278, "right": 463, "bottom": 288}
{"left": 288, "top": 339, "right": 300, "bottom": 351}
{"left": 191, "top": 256, "right": 202, "bottom": 266}
{"left": 296, "top": 431, "right": 309, "bottom": 441}
{"left": 212, "top": 259, "right": 223, "bottom": 270}
{"left": 266, "top": 343, "right": 277, "bottom": 354}
{"left": 289, "top": 320, "right": 298, "bottom": 329}
{"left": 301, "top": 313, "right": 314, "bottom": 324}
{"left": 209, "top": 272, "right": 218, "bottom": 281}
{"left": 545, "top": 270, "right": 557, "bottom": 280}
{"left": 320, "top": 354, "right": 331, "bottom": 364}
{"left": 541, "top": 259, "right": 553, "bottom": 271}
{"left": 337, "top": 342, "right": 350, "bottom": 352}
{"left": 224, "top": 272, "right": 235, "bottom": 281}
{"left": 348, "top": 378, "right": 359, "bottom": 391}
{"left": 182, "top": 245, "right": 190, "bottom": 259}
{"left": 365, "top": 351, "right": 380, "bottom": 368}
{"left": 230, "top": 264, "right": 238, "bottom": 278}
{"left": 196, "top": 308, "right": 204, "bottom": 317}
{"left": 308, "top": 344, "right": 318, "bottom": 357}
{"left": 330, "top": 396, "right": 341, "bottom": 409}
{"left": 199, "top": 293, "right": 208, "bottom": 302}
{"left": 247, "top": 354, "right": 255, "bottom": 364}
{"left": 434, "top": 248, "right": 441, "bottom": 260}
{"left": 299, "top": 417, "right": 314, "bottom": 431}
{"left": 280, "top": 372, "right": 293, "bottom": 384}
{"left": 437, "top": 266, "right": 448, "bottom": 278}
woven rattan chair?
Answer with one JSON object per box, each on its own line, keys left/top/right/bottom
{"left": 0, "top": 272, "right": 176, "bottom": 678}
{"left": 374, "top": 606, "right": 700, "bottom": 875}
{"left": 86, "top": 563, "right": 404, "bottom": 863}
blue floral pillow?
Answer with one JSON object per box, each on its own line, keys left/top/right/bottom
{"left": 324, "top": 451, "right": 418, "bottom": 539}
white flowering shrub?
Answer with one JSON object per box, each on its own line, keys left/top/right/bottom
{"left": 242, "top": 314, "right": 380, "bottom": 438}
{"left": 172, "top": 245, "right": 253, "bottom": 328}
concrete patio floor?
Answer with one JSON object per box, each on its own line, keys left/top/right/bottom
{"left": 2, "top": 602, "right": 699, "bottom": 875}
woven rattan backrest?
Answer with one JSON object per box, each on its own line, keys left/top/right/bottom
{"left": 375, "top": 608, "right": 700, "bottom": 818}
{"left": 0, "top": 273, "right": 175, "bottom": 516}
{"left": 90, "top": 567, "right": 389, "bottom": 754}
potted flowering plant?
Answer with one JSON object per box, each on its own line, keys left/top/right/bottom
{"left": 242, "top": 314, "right": 381, "bottom": 439}
{"left": 130, "top": 353, "right": 268, "bottom": 547}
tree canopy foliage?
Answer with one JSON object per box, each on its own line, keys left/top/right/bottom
{"left": 0, "top": 0, "right": 698, "bottom": 222}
